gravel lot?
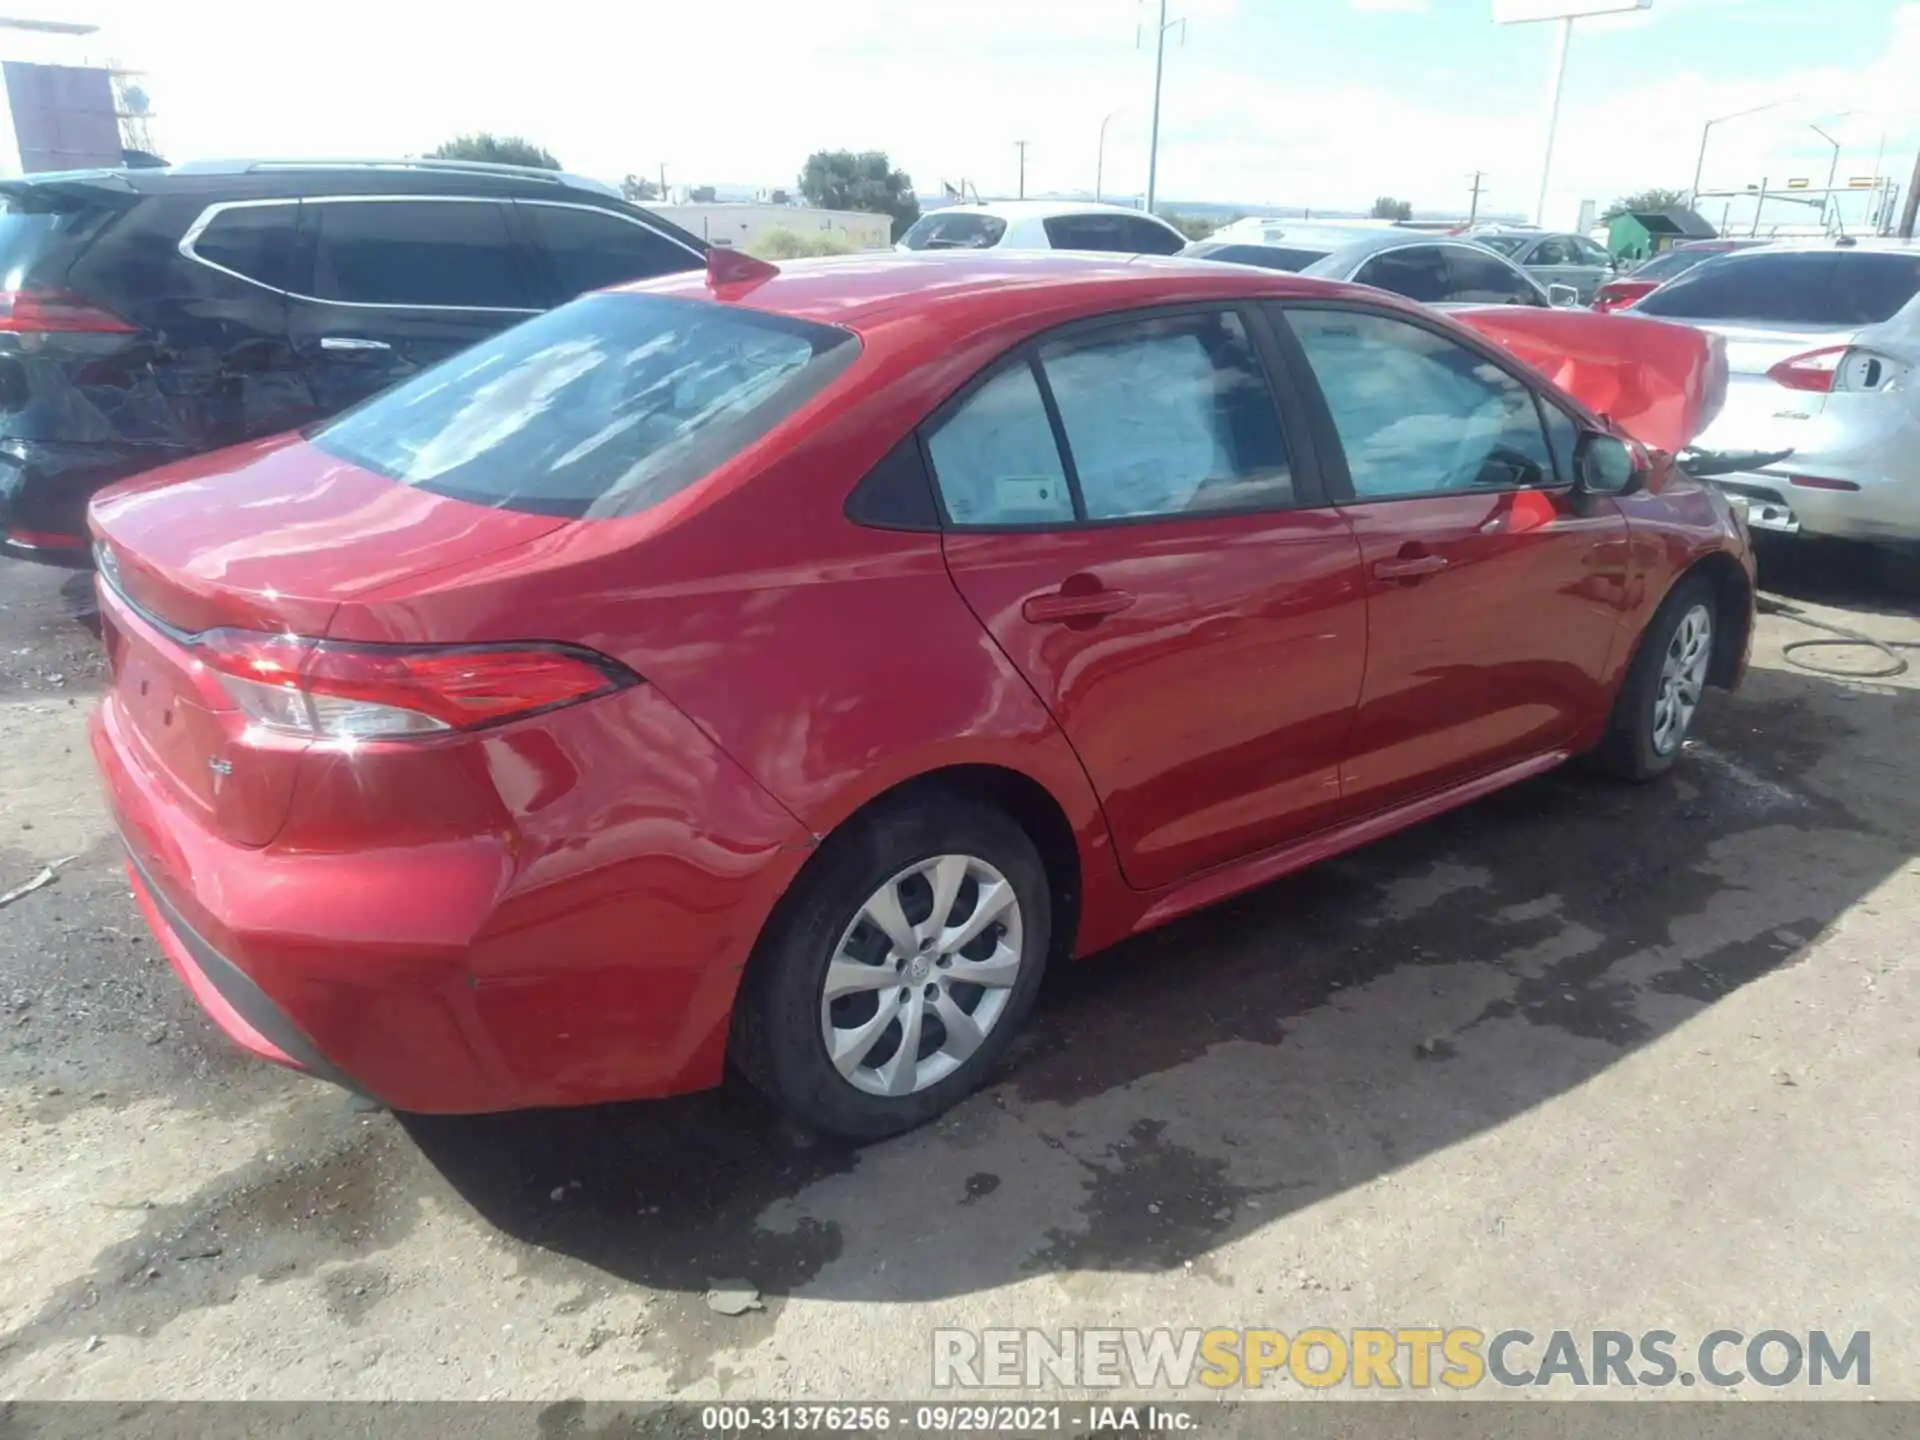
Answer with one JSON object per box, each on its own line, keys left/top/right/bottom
{"left": 1, "top": 544, "right": 1916, "bottom": 1402}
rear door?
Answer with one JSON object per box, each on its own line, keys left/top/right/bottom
{"left": 930, "top": 306, "right": 1367, "bottom": 891}
{"left": 513, "top": 200, "right": 704, "bottom": 304}
{"left": 1272, "top": 302, "right": 1630, "bottom": 815}
{"left": 287, "top": 196, "right": 538, "bottom": 414}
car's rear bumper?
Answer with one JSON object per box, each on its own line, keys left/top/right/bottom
{"left": 1710, "top": 470, "right": 1920, "bottom": 546}
{"left": 1, "top": 437, "right": 190, "bottom": 565}
{"left": 90, "top": 671, "right": 817, "bottom": 1113}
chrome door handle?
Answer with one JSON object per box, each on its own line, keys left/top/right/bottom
{"left": 318, "top": 336, "right": 392, "bottom": 353}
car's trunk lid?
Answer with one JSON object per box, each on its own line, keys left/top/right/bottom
{"left": 90, "top": 434, "right": 568, "bottom": 847}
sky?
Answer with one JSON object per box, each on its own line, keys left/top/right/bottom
{"left": 19, "top": 0, "right": 1920, "bottom": 229}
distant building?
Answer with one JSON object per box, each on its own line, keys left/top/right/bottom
{"left": 651, "top": 202, "right": 893, "bottom": 252}
{"left": 0, "top": 60, "right": 121, "bottom": 176}
{"left": 1607, "top": 207, "right": 1717, "bottom": 262}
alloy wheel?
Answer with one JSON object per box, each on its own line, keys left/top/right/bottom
{"left": 1652, "top": 602, "right": 1713, "bottom": 756}
{"left": 819, "top": 854, "right": 1024, "bottom": 1098}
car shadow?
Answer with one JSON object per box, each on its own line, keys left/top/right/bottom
{"left": 399, "top": 575, "right": 1920, "bottom": 1372}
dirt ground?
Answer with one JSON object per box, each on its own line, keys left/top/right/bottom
{"left": 1, "top": 542, "right": 1916, "bottom": 1403}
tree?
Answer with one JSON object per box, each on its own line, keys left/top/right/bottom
{"left": 1603, "top": 187, "right": 1688, "bottom": 220}
{"left": 798, "top": 150, "right": 921, "bottom": 241}
{"left": 621, "top": 174, "right": 660, "bottom": 202}
{"left": 430, "top": 133, "right": 561, "bottom": 170}
{"left": 1370, "top": 195, "right": 1414, "bottom": 221}
{"left": 689, "top": 185, "right": 718, "bottom": 204}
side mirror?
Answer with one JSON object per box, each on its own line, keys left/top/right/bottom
{"left": 1547, "top": 283, "right": 1580, "bottom": 307}
{"left": 1574, "top": 432, "right": 1645, "bottom": 497}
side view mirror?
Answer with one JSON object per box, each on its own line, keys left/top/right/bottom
{"left": 1574, "top": 431, "right": 1645, "bottom": 497}
{"left": 1547, "top": 283, "right": 1580, "bottom": 307}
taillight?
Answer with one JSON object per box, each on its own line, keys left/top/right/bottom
{"left": 1767, "top": 346, "right": 1910, "bottom": 395}
{"left": 192, "top": 630, "right": 638, "bottom": 741}
{"left": 0, "top": 289, "right": 136, "bottom": 335}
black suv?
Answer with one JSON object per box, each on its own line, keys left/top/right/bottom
{"left": 0, "top": 158, "right": 706, "bottom": 563}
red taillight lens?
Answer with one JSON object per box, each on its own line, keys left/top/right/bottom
{"left": 1766, "top": 346, "right": 1847, "bottom": 393}
{"left": 193, "top": 630, "right": 638, "bottom": 741}
{"left": 0, "top": 288, "right": 136, "bottom": 334}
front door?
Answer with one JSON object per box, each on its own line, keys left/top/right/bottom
{"left": 1274, "top": 303, "right": 1631, "bottom": 817}
{"left": 287, "top": 196, "right": 538, "bottom": 414}
{"left": 929, "top": 308, "right": 1368, "bottom": 892}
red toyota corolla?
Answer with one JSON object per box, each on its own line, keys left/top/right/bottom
{"left": 88, "top": 250, "right": 1753, "bottom": 1138}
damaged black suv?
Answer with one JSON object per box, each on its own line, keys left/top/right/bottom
{"left": 0, "top": 158, "right": 705, "bottom": 564}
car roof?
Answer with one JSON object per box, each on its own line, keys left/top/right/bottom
{"left": 0, "top": 157, "right": 625, "bottom": 202}
{"left": 1699, "top": 237, "right": 1920, "bottom": 259}
{"left": 624, "top": 250, "right": 1355, "bottom": 333}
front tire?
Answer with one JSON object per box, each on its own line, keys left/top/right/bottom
{"left": 734, "top": 796, "right": 1050, "bottom": 1140}
{"left": 1592, "top": 575, "right": 1717, "bottom": 781}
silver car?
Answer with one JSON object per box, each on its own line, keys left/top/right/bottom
{"left": 1187, "top": 226, "right": 1575, "bottom": 307}
{"left": 1633, "top": 241, "right": 1920, "bottom": 546}
{"left": 1473, "top": 229, "right": 1617, "bottom": 303}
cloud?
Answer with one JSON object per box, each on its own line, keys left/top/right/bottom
{"left": 1351, "top": 0, "right": 1431, "bottom": 11}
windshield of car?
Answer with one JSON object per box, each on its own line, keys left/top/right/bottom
{"left": 1635, "top": 251, "right": 1920, "bottom": 327}
{"left": 899, "top": 211, "right": 1008, "bottom": 250}
{"left": 1474, "top": 235, "right": 1528, "bottom": 256}
{"left": 309, "top": 293, "right": 859, "bottom": 519}
{"left": 1629, "top": 247, "right": 1716, "bottom": 282}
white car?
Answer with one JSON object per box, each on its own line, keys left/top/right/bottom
{"left": 1633, "top": 240, "right": 1920, "bottom": 545}
{"left": 896, "top": 200, "right": 1188, "bottom": 256}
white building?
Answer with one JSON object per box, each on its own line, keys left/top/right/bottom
{"left": 650, "top": 202, "right": 893, "bottom": 252}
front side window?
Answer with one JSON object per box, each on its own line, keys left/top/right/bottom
{"left": 924, "top": 363, "right": 1074, "bottom": 526}
{"left": 310, "top": 199, "right": 530, "bottom": 309}
{"left": 1038, "top": 311, "right": 1292, "bottom": 520}
{"left": 190, "top": 203, "right": 298, "bottom": 291}
{"left": 1575, "top": 237, "right": 1614, "bottom": 266}
{"left": 1444, "top": 247, "right": 1543, "bottom": 306}
{"left": 519, "top": 203, "right": 699, "bottom": 299}
{"left": 309, "top": 292, "right": 857, "bottom": 519}
{"left": 1353, "top": 247, "right": 1451, "bottom": 304}
{"left": 1284, "top": 309, "right": 1553, "bottom": 500}
{"left": 1531, "top": 237, "right": 1575, "bottom": 266}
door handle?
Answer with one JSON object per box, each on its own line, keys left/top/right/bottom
{"left": 1371, "top": 553, "right": 1450, "bottom": 582}
{"left": 318, "top": 336, "right": 392, "bottom": 353}
{"left": 1022, "top": 587, "right": 1135, "bottom": 624}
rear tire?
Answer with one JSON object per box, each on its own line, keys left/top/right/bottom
{"left": 734, "top": 795, "right": 1050, "bottom": 1140}
{"left": 1591, "top": 575, "right": 1717, "bottom": 782}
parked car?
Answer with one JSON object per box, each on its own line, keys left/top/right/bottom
{"left": 1633, "top": 240, "right": 1920, "bottom": 544}
{"left": 89, "top": 250, "right": 1752, "bottom": 1139}
{"left": 1299, "top": 232, "right": 1573, "bottom": 306}
{"left": 1591, "top": 240, "right": 1768, "bottom": 313}
{"left": 896, "top": 200, "right": 1188, "bottom": 256}
{"left": 1473, "top": 228, "right": 1617, "bottom": 303}
{"left": 0, "top": 158, "right": 706, "bottom": 564}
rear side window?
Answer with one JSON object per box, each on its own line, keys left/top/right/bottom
{"left": 308, "top": 292, "right": 857, "bottom": 519}
{"left": 518, "top": 203, "right": 700, "bottom": 300}
{"left": 187, "top": 203, "right": 297, "bottom": 291}
{"left": 1445, "top": 247, "right": 1543, "bottom": 306}
{"left": 1353, "top": 247, "right": 1450, "bottom": 304}
{"left": 310, "top": 199, "right": 531, "bottom": 309}
{"left": 899, "top": 212, "right": 1008, "bottom": 250}
{"left": 925, "top": 364, "right": 1074, "bottom": 525}
{"left": 1636, "top": 252, "right": 1920, "bottom": 326}
{"left": 1121, "top": 217, "right": 1186, "bottom": 256}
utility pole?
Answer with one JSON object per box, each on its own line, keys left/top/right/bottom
{"left": 1015, "top": 141, "right": 1029, "bottom": 200}
{"left": 1142, "top": 0, "right": 1185, "bottom": 214}
{"left": 1467, "top": 170, "right": 1485, "bottom": 227}
{"left": 1900, "top": 146, "right": 1920, "bottom": 239}
{"left": 659, "top": 163, "right": 668, "bottom": 202}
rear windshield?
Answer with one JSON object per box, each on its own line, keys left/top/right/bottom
{"left": 309, "top": 293, "right": 859, "bottom": 519}
{"left": 900, "top": 212, "right": 1007, "bottom": 250}
{"left": 1190, "top": 243, "right": 1329, "bottom": 271}
{"left": 0, "top": 190, "right": 116, "bottom": 282}
{"left": 1635, "top": 251, "right": 1920, "bottom": 326}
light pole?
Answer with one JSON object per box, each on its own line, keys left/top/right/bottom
{"left": 1015, "top": 140, "right": 1029, "bottom": 200}
{"left": 1690, "top": 98, "right": 1796, "bottom": 207}
{"left": 1142, "top": 0, "right": 1185, "bottom": 213}
{"left": 1808, "top": 114, "right": 1851, "bottom": 226}
{"left": 1096, "top": 110, "right": 1121, "bottom": 202}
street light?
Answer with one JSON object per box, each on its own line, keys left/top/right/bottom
{"left": 1689, "top": 98, "right": 1798, "bottom": 206}
{"left": 1808, "top": 114, "right": 1852, "bottom": 225}
{"left": 1096, "top": 109, "right": 1122, "bottom": 203}
{"left": 1140, "top": 0, "right": 1185, "bottom": 213}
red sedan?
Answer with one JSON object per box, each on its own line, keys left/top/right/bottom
{"left": 88, "top": 250, "right": 1753, "bottom": 1139}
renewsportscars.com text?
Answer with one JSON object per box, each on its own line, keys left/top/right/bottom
{"left": 932, "top": 1327, "right": 1871, "bottom": 1391}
